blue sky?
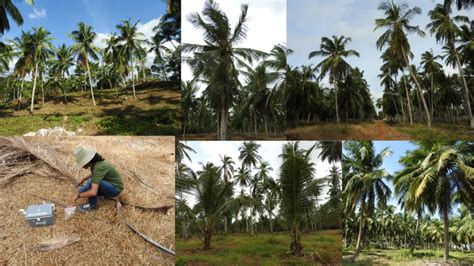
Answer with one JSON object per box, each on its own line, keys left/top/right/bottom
{"left": 287, "top": 0, "right": 473, "bottom": 101}
{"left": 2, "top": 0, "right": 166, "bottom": 46}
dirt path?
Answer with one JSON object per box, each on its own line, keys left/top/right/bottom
{"left": 371, "top": 120, "right": 408, "bottom": 140}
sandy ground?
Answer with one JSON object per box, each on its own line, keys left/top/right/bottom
{"left": 0, "top": 136, "right": 175, "bottom": 265}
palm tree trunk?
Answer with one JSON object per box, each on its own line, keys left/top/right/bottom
{"left": 86, "top": 60, "right": 96, "bottom": 107}
{"left": 430, "top": 75, "right": 434, "bottom": 120}
{"left": 454, "top": 52, "right": 473, "bottom": 128}
{"left": 334, "top": 79, "right": 340, "bottom": 124}
{"left": 224, "top": 216, "right": 228, "bottom": 235}
{"left": 401, "top": 47, "right": 431, "bottom": 128}
{"left": 203, "top": 229, "right": 212, "bottom": 250}
{"left": 41, "top": 79, "right": 44, "bottom": 106}
{"left": 20, "top": 79, "right": 24, "bottom": 101}
{"left": 268, "top": 210, "right": 273, "bottom": 233}
{"left": 402, "top": 75, "right": 413, "bottom": 125}
{"left": 131, "top": 61, "right": 136, "bottom": 98}
{"left": 30, "top": 63, "right": 39, "bottom": 112}
{"left": 410, "top": 212, "right": 421, "bottom": 254}
{"left": 250, "top": 211, "right": 254, "bottom": 236}
{"left": 443, "top": 206, "right": 449, "bottom": 262}
{"left": 352, "top": 199, "right": 365, "bottom": 261}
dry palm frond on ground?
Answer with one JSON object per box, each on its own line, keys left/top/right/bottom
{"left": 0, "top": 136, "right": 175, "bottom": 265}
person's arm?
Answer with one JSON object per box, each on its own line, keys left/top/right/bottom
{"left": 77, "top": 176, "right": 90, "bottom": 186}
{"left": 78, "top": 183, "right": 99, "bottom": 198}
{"left": 72, "top": 183, "right": 99, "bottom": 203}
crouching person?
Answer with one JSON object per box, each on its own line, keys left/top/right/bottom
{"left": 71, "top": 146, "right": 124, "bottom": 212}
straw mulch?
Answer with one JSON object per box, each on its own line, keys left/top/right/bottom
{"left": 0, "top": 136, "right": 175, "bottom": 265}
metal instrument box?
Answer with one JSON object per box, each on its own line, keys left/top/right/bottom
{"left": 24, "top": 203, "right": 55, "bottom": 227}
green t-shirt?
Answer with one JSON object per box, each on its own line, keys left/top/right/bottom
{"left": 91, "top": 161, "right": 123, "bottom": 192}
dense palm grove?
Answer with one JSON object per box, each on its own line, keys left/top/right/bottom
{"left": 343, "top": 141, "right": 473, "bottom": 262}
{"left": 286, "top": 0, "right": 474, "bottom": 130}
{"left": 0, "top": 0, "right": 180, "bottom": 111}
{"left": 376, "top": 0, "right": 474, "bottom": 129}
{"left": 176, "top": 141, "right": 342, "bottom": 255}
{"left": 181, "top": 1, "right": 287, "bottom": 139}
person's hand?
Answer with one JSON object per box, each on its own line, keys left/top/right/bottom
{"left": 71, "top": 194, "right": 78, "bottom": 205}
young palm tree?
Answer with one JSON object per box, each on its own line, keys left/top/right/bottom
{"left": 183, "top": 0, "right": 266, "bottom": 139}
{"left": 189, "top": 163, "right": 233, "bottom": 250}
{"left": 375, "top": 1, "right": 432, "bottom": 128}
{"left": 29, "top": 27, "right": 54, "bottom": 112}
{"left": 70, "top": 22, "right": 99, "bottom": 106}
{"left": 394, "top": 141, "right": 473, "bottom": 262}
{"left": 279, "top": 141, "right": 317, "bottom": 256}
{"left": 309, "top": 36, "right": 359, "bottom": 124}
{"left": 116, "top": 19, "right": 145, "bottom": 98}
{"left": 343, "top": 141, "right": 392, "bottom": 261}
{"left": 427, "top": 4, "right": 473, "bottom": 128}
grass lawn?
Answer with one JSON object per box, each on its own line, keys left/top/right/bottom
{"left": 176, "top": 230, "right": 342, "bottom": 265}
{"left": 287, "top": 120, "right": 472, "bottom": 140}
{"left": 343, "top": 247, "right": 474, "bottom": 265}
{"left": 0, "top": 81, "right": 181, "bottom": 135}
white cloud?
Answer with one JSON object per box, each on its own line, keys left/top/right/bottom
{"left": 92, "top": 18, "right": 176, "bottom": 68}
{"left": 28, "top": 8, "right": 47, "bottom": 19}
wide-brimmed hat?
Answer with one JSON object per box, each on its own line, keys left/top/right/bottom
{"left": 74, "top": 146, "right": 97, "bottom": 169}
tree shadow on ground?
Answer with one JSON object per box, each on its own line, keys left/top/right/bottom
{"left": 145, "top": 94, "right": 180, "bottom": 105}
{"left": 97, "top": 105, "right": 180, "bottom": 135}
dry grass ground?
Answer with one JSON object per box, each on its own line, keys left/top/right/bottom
{"left": 0, "top": 136, "right": 175, "bottom": 265}
{"left": 0, "top": 81, "right": 181, "bottom": 136}
{"left": 287, "top": 120, "right": 473, "bottom": 140}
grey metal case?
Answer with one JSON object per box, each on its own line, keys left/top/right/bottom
{"left": 24, "top": 204, "right": 55, "bottom": 227}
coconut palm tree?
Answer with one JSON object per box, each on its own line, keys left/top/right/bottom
{"left": 51, "top": 44, "right": 75, "bottom": 102}
{"left": 318, "top": 141, "right": 342, "bottom": 164}
{"left": 427, "top": 4, "right": 472, "bottom": 128}
{"left": 375, "top": 1, "right": 432, "bottom": 128}
{"left": 238, "top": 141, "right": 261, "bottom": 235}
{"left": 309, "top": 36, "right": 360, "bottom": 124}
{"left": 279, "top": 141, "right": 317, "bottom": 256}
{"left": 186, "top": 162, "right": 233, "bottom": 250}
{"left": 420, "top": 50, "right": 443, "bottom": 118}
{"left": 116, "top": 19, "right": 145, "bottom": 98}
{"left": 343, "top": 141, "right": 392, "bottom": 261}
{"left": 29, "top": 27, "right": 54, "bottom": 112}
{"left": 183, "top": 0, "right": 266, "bottom": 139}
{"left": 70, "top": 22, "right": 99, "bottom": 107}
{"left": 0, "top": 0, "right": 34, "bottom": 34}
{"left": 394, "top": 141, "right": 474, "bottom": 262}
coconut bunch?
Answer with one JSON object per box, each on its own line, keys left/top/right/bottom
{"left": 0, "top": 137, "right": 78, "bottom": 187}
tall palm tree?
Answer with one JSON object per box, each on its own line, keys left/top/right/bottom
{"left": 375, "top": 1, "right": 432, "bottom": 128}
{"left": 218, "top": 154, "right": 235, "bottom": 235}
{"left": 116, "top": 19, "right": 145, "bottom": 98}
{"left": 51, "top": 44, "right": 75, "bottom": 102}
{"left": 183, "top": 0, "right": 266, "bottom": 139}
{"left": 420, "top": 50, "right": 443, "bottom": 118}
{"left": 427, "top": 4, "right": 473, "bottom": 128}
{"left": 238, "top": 141, "right": 261, "bottom": 235}
{"left": 343, "top": 141, "right": 392, "bottom": 261}
{"left": 29, "top": 27, "right": 53, "bottom": 112}
{"left": 394, "top": 141, "right": 473, "bottom": 262}
{"left": 70, "top": 22, "right": 99, "bottom": 107}
{"left": 309, "top": 36, "right": 359, "bottom": 124}
{"left": 279, "top": 141, "right": 317, "bottom": 256}
{"left": 0, "top": 0, "right": 34, "bottom": 34}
